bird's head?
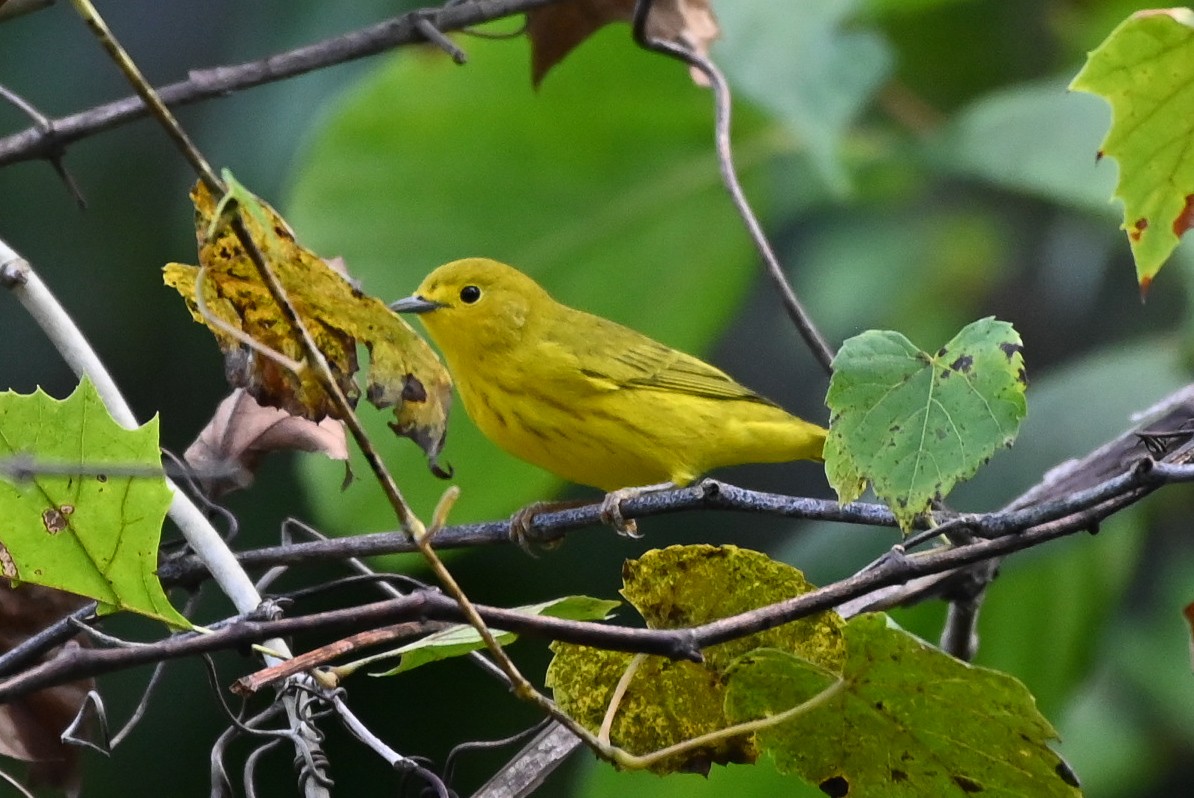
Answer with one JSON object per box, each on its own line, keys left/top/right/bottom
{"left": 390, "top": 258, "right": 550, "bottom": 360}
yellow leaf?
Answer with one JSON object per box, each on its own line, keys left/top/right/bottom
{"left": 163, "top": 180, "right": 452, "bottom": 474}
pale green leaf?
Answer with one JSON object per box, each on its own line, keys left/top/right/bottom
{"left": 1070, "top": 8, "right": 1194, "bottom": 289}
{"left": 824, "top": 318, "right": 1027, "bottom": 529}
{"left": 0, "top": 380, "right": 188, "bottom": 627}
{"left": 374, "top": 595, "right": 619, "bottom": 676}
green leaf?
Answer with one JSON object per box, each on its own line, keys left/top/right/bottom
{"left": 550, "top": 647, "right": 759, "bottom": 774}
{"left": 1070, "top": 8, "right": 1194, "bottom": 290}
{"left": 824, "top": 318, "right": 1027, "bottom": 529}
{"left": 373, "top": 595, "right": 619, "bottom": 676}
{"left": 930, "top": 78, "right": 1117, "bottom": 212}
{"left": 621, "top": 545, "right": 844, "bottom": 673}
{"left": 574, "top": 751, "right": 825, "bottom": 798}
{"left": 0, "top": 380, "right": 188, "bottom": 627}
{"left": 716, "top": 0, "right": 893, "bottom": 194}
{"left": 725, "top": 614, "right": 1080, "bottom": 798}
{"left": 546, "top": 546, "right": 844, "bottom": 774}
{"left": 288, "top": 29, "right": 774, "bottom": 533}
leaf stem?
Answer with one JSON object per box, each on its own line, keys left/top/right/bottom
{"left": 631, "top": 0, "right": 836, "bottom": 374}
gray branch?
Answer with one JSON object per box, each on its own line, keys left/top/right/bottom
{"left": 0, "top": 0, "right": 568, "bottom": 167}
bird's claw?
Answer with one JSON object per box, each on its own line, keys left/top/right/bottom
{"left": 599, "top": 490, "right": 641, "bottom": 538}
{"left": 508, "top": 506, "right": 542, "bottom": 556}
{"left": 508, "top": 500, "right": 576, "bottom": 554}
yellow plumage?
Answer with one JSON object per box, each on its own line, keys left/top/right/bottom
{"left": 392, "top": 258, "right": 826, "bottom": 494}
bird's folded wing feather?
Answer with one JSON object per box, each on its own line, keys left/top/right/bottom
{"left": 546, "top": 313, "right": 777, "bottom": 406}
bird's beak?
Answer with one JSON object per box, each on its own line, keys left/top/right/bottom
{"left": 389, "top": 294, "right": 445, "bottom": 314}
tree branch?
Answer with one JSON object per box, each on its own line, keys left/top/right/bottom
{"left": 157, "top": 481, "right": 900, "bottom": 586}
{"left": 0, "top": 0, "right": 569, "bottom": 168}
{"left": 0, "top": 590, "right": 700, "bottom": 701}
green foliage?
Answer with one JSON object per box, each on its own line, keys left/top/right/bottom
{"left": 369, "top": 595, "right": 619, "bottom": 676}
{"left": 547, "top": 546, "right": 843, "bottom": 774}
{"left": 0, "top": 380, "right": 187, "bottom": 627}
{"left": 287, "top": 29, "right": 774, "bottom": 532}
{"left": 931, "top": 79, "right": 1116, "bottom": 211}
{"left": 725, "top": 615, "right": 1079, "bottom": 798}
{"left": 715, "top": 0, "right": 893, "bottom": 193}
{"left": 824, "top": 318, "right": 1027, "bottom": 529}
{"left": 8, "top": 0, "right": 1194, "bottom": 795}
{"left": 552, "top": 547, "right": 1075, "bottom": 795}
{"left": 1071, "top": 8, "right": 1194, "bottom": 289}
{"left": 575, "top": 755, "right": 824, "bottom": 798}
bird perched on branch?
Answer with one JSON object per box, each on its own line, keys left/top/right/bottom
{"left": 391, "top": 258, "right": 826, "bottom": 536}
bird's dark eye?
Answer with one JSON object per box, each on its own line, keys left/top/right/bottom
{"left": 459, "top": 285, "right": 481, "bottom": 304}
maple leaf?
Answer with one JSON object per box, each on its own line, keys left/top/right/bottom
{"left": 527, "top": 0, "right": 718, "bottom": 87}
{"left": 1070, "top": 8, "right": 1194, "bottom": 293}
{"left": 163, "top": 180, "right": 452, "bottom": 476}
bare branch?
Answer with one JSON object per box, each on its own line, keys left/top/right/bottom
{"left": 0, "top": 591, "right": 700, "bottom": 702}
{"left": 158, "top": 481, "right": 902, "bottom": 586}
{"left": 0, "top": 0, "right": 570, "bottom": 168}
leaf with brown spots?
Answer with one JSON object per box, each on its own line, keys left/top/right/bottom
{"left": 0, "top": 379, "right": 188, "bottom": 627}
{"left": 825, "top": 318, "right": 1027, "bottom": 530}
{"left": 527, "top": 0, "right": 717, "bottom": 87}
{"left": 1071, "top": 8, "right": 1194, "bottom": 293}
{"left": 725, "top": 615, "right": 1080, "bottom": 797}
{"left": 163, "top": 177, "right": 451, "bottom": 475}
{"left": 547, "top": 545, "right": 843, "bottom": 774}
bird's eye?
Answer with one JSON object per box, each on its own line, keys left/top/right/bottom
{"left": 459, "top": 285, "right": 482, "bottom": 304}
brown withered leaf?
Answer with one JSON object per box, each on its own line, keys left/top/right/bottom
{"left": 184, "top": 388, "right": 349, "bottom": 498}
{"left": 163, "top": 180, "right": 452, "bottom": 476}
{"left": 527, "top": 0, "right": 718, "bottom": 87}
{"left": 0, "top": 584, "right": 91, "bottom": 796}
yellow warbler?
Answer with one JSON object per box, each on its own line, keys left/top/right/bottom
{"left": 391, "top": 258, "right": 826, "bottom": 531}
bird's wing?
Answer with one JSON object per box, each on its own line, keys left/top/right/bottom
{"left": 555, "top": 313, "right": 778, "bottom": 406}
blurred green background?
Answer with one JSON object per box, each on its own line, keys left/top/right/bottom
{"left": 1, "top": 0, "right": 1192, "bottom": 795}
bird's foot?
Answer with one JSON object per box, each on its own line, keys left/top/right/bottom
{"left": 598, "top": 482, "right": 675, "bottom": 538}
{"left": 508, "top": 499, "right": 584, "bottom": 554}
{"left": 599, "top": 491, "right": 640, "bottom": 538}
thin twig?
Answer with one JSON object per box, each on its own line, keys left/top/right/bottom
{"left": 0, "top": 0, "right": 53, "bottom": 21}
{"left": 0, "top": 590, "right": 699, "bottom": 702}
{"left": 331, "top": 691, "right": 448, "bottom": 797}
{"left": 412, "top": 12, "right": 468, "bottom": 64}
{"left": 0, "top": 82, "right": 84, "bottom": 205}
{"left": 0, "top": 0, "right": 572, "bottom": 168}
{"left": 69, "top": 0, "right": 218, "bottom": 188}
{"left": 231, "top": 622, "right": 435, "bottom": 696}
{"left": 631, "top": 0, "right": 835, "bottom": 373}
{"left": 0, "top": 602, "right": 95, "bottom": 678}
{"left": 157, "top": 480, "right": 901, "bottom": 585}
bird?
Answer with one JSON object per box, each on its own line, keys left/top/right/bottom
{"left": 390, "top": 258, "right": 826, "bottom": 537}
